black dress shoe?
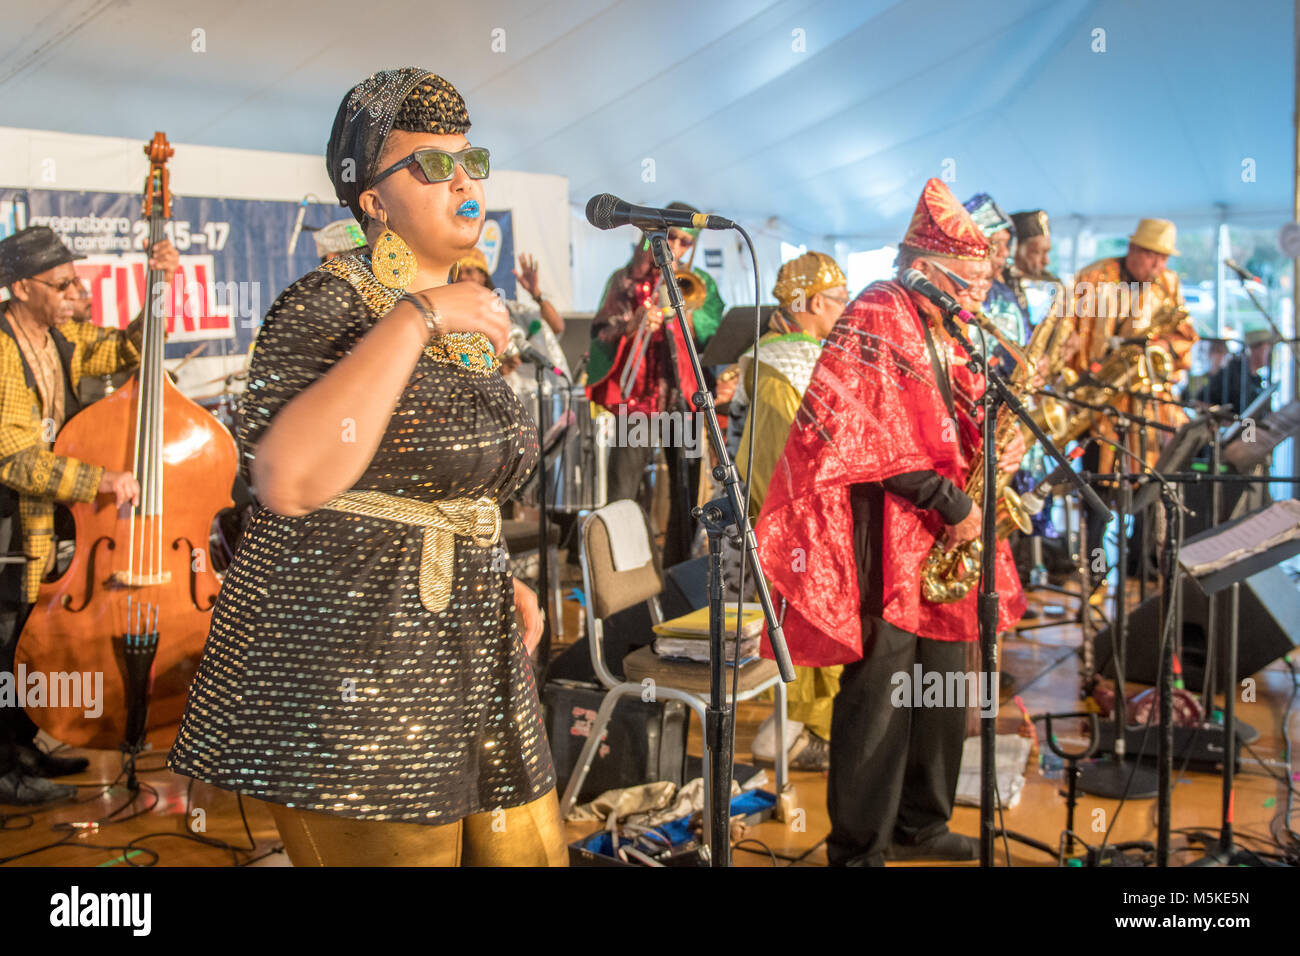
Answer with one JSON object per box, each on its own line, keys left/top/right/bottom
{"left": 885, "top": 831, "right": 979, "bottom": 861}
{"left": 0, "top": 768, "right": 75, "bottom": 806}
{"left": 17, "top": 744, "right": 89, "bottom": 778}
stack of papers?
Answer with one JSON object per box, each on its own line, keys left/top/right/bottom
{"left": 955, "top": 734, "right": 1031, "bottom": 809}
{"left": 651, "top": 604, "right": 764, "bottom": 663}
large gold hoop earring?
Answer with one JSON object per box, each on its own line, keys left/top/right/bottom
{"left": 371, "top": 214, "right": 417, "bottom": 290}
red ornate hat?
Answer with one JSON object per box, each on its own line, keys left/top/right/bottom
{"left": 900, "top": 178, "right": 989, "bottom": 261}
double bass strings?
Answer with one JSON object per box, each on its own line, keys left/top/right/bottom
{"left": 125, "top": 205, "right": 169, "bottom": 642}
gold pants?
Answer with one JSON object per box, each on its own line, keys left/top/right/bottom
{"left": 265, "top": 790, "right": 568, "bottom": 867}
{"left": 762, "top": 664, "right": 842, "bottom": 741}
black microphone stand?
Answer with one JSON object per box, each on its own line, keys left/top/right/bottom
{"left": 655, "top": 293, "right": 697, "bottom": 567}
{"left": 1200, "top": 405, "right": 1235, "bottom": 726}
{"left": 1154, "top": 481, "right": 1183, "bottom": 865}
{"left": 941, "top": 317, "right": 1111, "bottom": 867}
{"left": 1074, "top": 434, "right": 1165, "bottom": 803}
{"left": 533, "top": 361, "right": 554, "bottom": 677}
{"left": 1120, "top": 388, "right": 1205, "bottom": 412}
{"left": 646, "top": 231, "right": 794, "bottom": 867}
{"left": 1033, "top": 387, "right": 1180, "bottom": 437}
{"left": 1108, "top": 470, "right": 1300, "bottom": 867}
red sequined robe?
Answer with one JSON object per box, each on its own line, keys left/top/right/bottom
{"left": 756, "top": 280, "right": 1025, "bottom": 666}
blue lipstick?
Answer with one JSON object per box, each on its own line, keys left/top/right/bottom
{"left": 456, "top": 200, "right": 480, "bottom": 218}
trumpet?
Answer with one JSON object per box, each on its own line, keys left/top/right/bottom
{"left": 674, "top": 267, "right": 708, "bottom": 312}
{"left": 615, "top": 265, "right": 709, "bottom": 398}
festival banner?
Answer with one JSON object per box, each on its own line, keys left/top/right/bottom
{"left": 0, "top": 189, "right": 514, "bottom": 360}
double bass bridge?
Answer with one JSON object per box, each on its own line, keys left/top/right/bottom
{"left": 108, "top": 570, "right": 173, "bottom": 589}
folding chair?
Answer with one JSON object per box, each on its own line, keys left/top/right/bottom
{"left": 558, "top": 500, "right": 788, "bottom": 845}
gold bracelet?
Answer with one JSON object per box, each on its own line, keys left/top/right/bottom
{"left": 400, "top": 292, "right": 443, "bottom": 340}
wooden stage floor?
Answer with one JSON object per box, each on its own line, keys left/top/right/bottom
{"left": 2, "top": 584, "right": 1296, "bottom": 868}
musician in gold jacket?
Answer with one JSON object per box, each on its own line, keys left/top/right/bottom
{"left": 1067, "top": 218, "right": 1195, "bottom": 562}
{"left": 1068, "top": 218, "right": 1197, "bottom": 473}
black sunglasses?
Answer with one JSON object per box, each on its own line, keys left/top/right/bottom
{"left": 27, "top": 276, "right": 82, "bottom": 294}
{"left": 370, "top": 146, "right": 490, "bottom": 187}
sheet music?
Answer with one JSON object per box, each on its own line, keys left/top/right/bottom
{"left": 1179, "top": 499, "right": 1300, "bottom": 576}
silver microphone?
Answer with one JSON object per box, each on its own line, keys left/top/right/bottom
{"left": 505, "top": 325, "right": 562, "bottom": 374}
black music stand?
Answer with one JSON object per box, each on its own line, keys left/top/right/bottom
{"left": 1129, "top": 417, "right": 1216, "bottom": 594}
{"left": 1221, "top": 382, "right": 1281, "bottom": 445}
{"left": 1224, "top": 399, "right": 1300, "bottom": 473}
{"left": 1132, "top": 418, "right": 1214, "bottom": 514}
{"left": 1180, "top": 505, "right": 1300, "bottom": 867}
{"left": 698, "top": 305, "right": 778, "bottom": 366}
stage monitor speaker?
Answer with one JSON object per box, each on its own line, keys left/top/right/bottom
{"left": 1095, "top": 564, "right": 1300, "bottom": 690}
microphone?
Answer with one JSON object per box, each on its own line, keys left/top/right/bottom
{"left": 1224, "top": 258, "right": 1259, "bottom": 283}
{"left": 506, "top": 325, "right": 568, "bottom": 379}
{"left": 1020, "top": 443, "right": 1090, "bottom": 515}
{"left": 1108, "top": 335, "right": 1150, "bottom": 349}
{"left": 585, "top": 194, "right": 734, "bottom": 232}
{"left": 899, "top": 269, "right": 974, "bottom": 322}
{"left": 287, "top": 197, "right": 309, "bottom": 255}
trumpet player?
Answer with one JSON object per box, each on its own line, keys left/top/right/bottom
{"left": 586, "top": 202, "right": 725, "bottom": 566}
{"left": 756, "top": 179, "right": 1026, "bottom": 866}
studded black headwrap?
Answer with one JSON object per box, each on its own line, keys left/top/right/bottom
{"left": 326, "top": 68, "right": 471, "bottom": 223}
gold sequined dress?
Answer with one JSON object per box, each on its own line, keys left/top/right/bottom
{"left": 167, "top": 253, "right": 555, "bottom": 822}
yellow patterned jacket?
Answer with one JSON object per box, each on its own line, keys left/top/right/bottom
{"left": 0, "top": 302, "right": 141, "bottom": 603}
{"left": 1069, "top": 257, "right": 1197, "bottom": 472}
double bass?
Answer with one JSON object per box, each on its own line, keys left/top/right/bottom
{"left": 17, "top": 133, "right": 239, "bottom": 751}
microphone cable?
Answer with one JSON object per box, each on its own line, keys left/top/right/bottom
{"left": 728, "top": 224, "right": 763, "bottom": 761}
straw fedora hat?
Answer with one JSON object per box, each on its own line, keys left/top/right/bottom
{"left": 1129, "top": 218, "right": 1179, "bottom": 256}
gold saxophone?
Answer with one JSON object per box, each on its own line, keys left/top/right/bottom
{"left": 1050, "top": 285, "right": 1191, "bottom": 446}
{"left": 919, "top": 301, "right": 1072, "bottom": 604}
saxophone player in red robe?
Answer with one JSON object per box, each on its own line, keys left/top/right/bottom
{"left": 756, "top": 179, "right": 1026, "bottom": 866}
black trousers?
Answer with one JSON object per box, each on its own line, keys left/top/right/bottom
{"left": 827, "top": 616, "right": 969, "bottom": 866}
{"left": 0, "top": 601, "right": 38, "bottom": 776}
{"left": 606, "top": 442, "right": 698, "bottom": 569}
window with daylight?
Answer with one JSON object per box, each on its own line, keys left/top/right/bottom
{"left": 845, "top": 246, "right": 899, "bottom": 296}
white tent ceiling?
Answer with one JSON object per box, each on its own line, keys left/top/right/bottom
{"left": 0, "top": 0, "right": 1292, "bottom": 241}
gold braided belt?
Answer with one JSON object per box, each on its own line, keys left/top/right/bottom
{"left": 320, "top": 490, "right": 501, "bottom": 614}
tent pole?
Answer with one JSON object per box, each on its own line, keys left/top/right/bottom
{"left": 1293, "top": 0, "right": 1299, "bottom": 499}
